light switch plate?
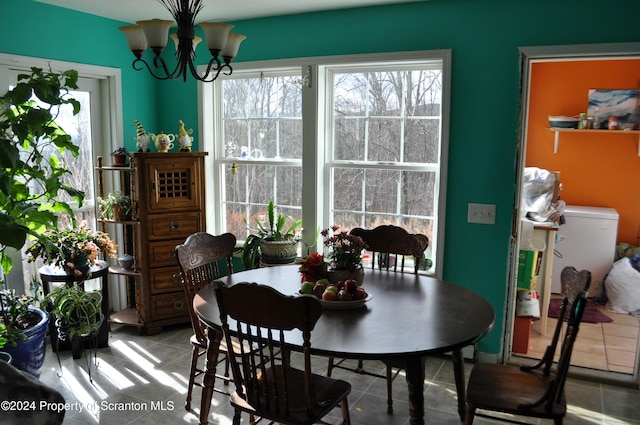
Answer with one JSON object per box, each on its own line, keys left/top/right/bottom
{"left": 468, "top": 203, "right": 496, "bottom": 224}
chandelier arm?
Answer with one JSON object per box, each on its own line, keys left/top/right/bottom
{"left": 132, "top": 58, "right": 174, "bottom": 81}
{"left": 190, "top": 56, "right": 225, "bottom": 82}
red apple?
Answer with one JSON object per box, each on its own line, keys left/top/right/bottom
{"left": 322, "top": 290, "right": 337, "bottom": 301}
{"left": 352, "top": 287, "right": 367, "bottom": 300}
{"left": 337, "top": 289, "right": 352, "bottom": 301}
{"left": 344, "top": 279, "right": 358, "bottom": 294}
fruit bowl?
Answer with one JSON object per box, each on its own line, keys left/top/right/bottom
{"left": 319, "top": 294, "right": 372, "bottom": 310}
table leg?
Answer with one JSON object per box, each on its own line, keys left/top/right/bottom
{"left": 451, "top": 348, "right": 466, "bottom": 421}
{"left": 405, "top": 356, "right": 426, "bottom": 425}
{"left": 199, "top": 328, "right": 223, "bottom": 425}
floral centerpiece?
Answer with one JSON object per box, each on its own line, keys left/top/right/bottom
{"left": 298, "top": 252, "right": 328, "bottom": 283}
{"left": 27, "top": 223, "right": 118, "bottom": 278}
{"left": 322, "top": 225, "right": 368, "bottom": 271}
{"left": 298, "top": 226, "right": 368, "bottom": 284}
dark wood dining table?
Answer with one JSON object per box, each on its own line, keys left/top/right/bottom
{"left": 193, "top": 265, "right": 495, "bottom": 425}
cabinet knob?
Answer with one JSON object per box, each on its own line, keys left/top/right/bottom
{"left": 174, "top": 300, "right": 184, "bottom": 310}
{"left": 170, "top": 221, "right": 180, "bottom": 231}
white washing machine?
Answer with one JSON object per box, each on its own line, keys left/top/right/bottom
{"left": 551, "top": 205, "right": 619, "bottom": 298}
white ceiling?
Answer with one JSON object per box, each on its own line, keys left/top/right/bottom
{"left": 35, "top": 0, "right": 425, "bottom": 23}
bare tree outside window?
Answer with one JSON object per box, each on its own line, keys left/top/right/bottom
{"left": 211, "top": 55, "right": 446, "bottom": 274}
{"left": 221, "top": 73, "right": 303, "bottom": 237}
{"left": 330, "top": 67, "right": 442, "bottom": 251}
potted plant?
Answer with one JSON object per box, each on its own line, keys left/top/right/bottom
{"left": 0, "top": 67, "right": 83, "bottom": 376}
{"left": 26, "top": 224, "right": 118, "bottom": 279}
{"left": 0, "top": 289, "right": 49, "bottom": 377}
{"left": 110, "top": 146, "right": 128, "bottom": 166}
{"left": 242, "top": 201, "right": 302, "bottom": 269}
{"left": 319, "top": 225, "right": 368, "bottom": 285}
{"left": 97, "top": 191, "right": 132, "bottom": 221}
{"left": 41, "top": 283, "right": 103, "bottom": 359}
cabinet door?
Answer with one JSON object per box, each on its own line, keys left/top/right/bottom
{"left": 145, "top": 157, "right": 203, "bottom": 212}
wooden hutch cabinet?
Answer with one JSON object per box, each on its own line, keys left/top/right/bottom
{"left": 131, "top": 152, "right": 207, "bottom": 334}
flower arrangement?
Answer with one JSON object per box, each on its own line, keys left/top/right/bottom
{"left": 27, "top": 223, "right": 118, "bottom": 278}
{"left": 298, "top": 252, "right": 328, "bottom": 283}
{"left": 321, "top": 225, "right": 368, "bottom": 271}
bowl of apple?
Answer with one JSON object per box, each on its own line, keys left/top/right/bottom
{"left": 299, "top": 278, "right": 371, "bottom": 309}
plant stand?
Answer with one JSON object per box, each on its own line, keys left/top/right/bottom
{"left": 53, "top": 315, "right": 104, "bottom": 382}
{"left": 39, "top": 261, "right": 110, "bottom": 352}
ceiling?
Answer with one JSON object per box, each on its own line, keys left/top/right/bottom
{"left": 35, "top": 0, "right": 425, "bottom": 23}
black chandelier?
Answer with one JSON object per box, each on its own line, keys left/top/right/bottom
{"left": 119, "top": 0, "right": 246, "bottom": 82}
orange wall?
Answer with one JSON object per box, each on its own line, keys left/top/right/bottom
{"left": 526, "top": 59, "right": 640, "bottom": 246}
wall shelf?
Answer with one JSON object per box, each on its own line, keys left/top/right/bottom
{"left": 547, "top": 128, "right": 640, "bottom": 156}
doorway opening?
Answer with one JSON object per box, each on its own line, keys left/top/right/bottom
{"left": 510, "top": 43, "right": 640, "bottom": 387}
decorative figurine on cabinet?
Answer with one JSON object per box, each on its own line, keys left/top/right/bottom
{"left": 133, "top": 120, "right": 150, "bottom": 152}
{"left": 176, "top": 119, "right": 194, "bottom": 152}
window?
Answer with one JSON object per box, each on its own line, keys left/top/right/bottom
{"left": 203, "top": 51, "right": 450, "bottom": 275}
{"left": 214, "top": 69, "right": 303, "bottom": 238}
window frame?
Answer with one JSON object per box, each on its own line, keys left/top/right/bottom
{"left": 201, "top": 50, "right": 450, "bottom": 277}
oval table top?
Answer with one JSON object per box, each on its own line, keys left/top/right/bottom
{"left": 194, "top": 265, "right": 495, "bottom": 361}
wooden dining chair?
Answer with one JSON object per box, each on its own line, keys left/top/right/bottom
{"left": 174, "top": 232, "right": 236, "bottom": 412}
{"left": 463, "top": 266, "right": 592, "bottom": 425}
{"left": 214, "top": 281, "right": 352, "bottom": 425}
{"left": 327, "top": 224, "right": 429, "bottom": 414}
{"left": 351, "top": 225, "right": 429, "bottom": 273}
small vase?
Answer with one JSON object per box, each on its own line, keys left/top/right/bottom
{"left": 326, "top": 267, "right": 365, "bottom": 286}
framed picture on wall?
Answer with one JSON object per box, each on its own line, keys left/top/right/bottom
{"left": 587, "top": 89, "right": 640, "bottom": 129}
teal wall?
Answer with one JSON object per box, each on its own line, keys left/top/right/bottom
{"left": 2, "top": 0, "right": 640, "bottom": 355}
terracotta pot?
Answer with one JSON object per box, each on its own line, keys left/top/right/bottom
{"left": 111, "top": 154, "right": 127, "bottom": 166}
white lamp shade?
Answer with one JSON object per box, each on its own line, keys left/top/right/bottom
{"left": 221, "top": 33, "right": 246, "bottom": 59}
{"left": 136, "top": 19, "right": 173, "bottom": 48}
{"left": 119, "top": 25, "right": 148, "bottom": 51}
{"left": 199, "top": 22, "right": 234, "bottom": 51}
{"left": 170, "top": 33, "right": 202, "bottom": 52}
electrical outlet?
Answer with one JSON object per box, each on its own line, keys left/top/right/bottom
{"left": 468, "top": 203, "right": 496, "bottom": 224}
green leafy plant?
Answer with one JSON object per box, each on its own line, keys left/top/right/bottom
{"left": 97, "top": 191, "right": 132, "bottom": 221}
{"left": 26, "top": 224, "right": 118, "bottom": 278}
{"left": 0, "top": 289, "right": 41, "bottom": 349}
{"left": 0, "top": 67, "right": 84, "bottom": 351}
{"left": 242, "top": 201, "right": 302, "bottom": 269}
{"left": 42, "top": 283, "right": 102, "bottom": 340}
{"left": 0, "top": 67, "right": 84, "bottom": 275}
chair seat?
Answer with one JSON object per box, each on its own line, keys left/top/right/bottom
{"left": 230, "top": 365, "right": 351, "bottom": 425}
{"left": 467, "top": 363, "right": 566, "bottom": 419}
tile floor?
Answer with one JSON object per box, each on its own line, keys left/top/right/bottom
{"left": 526, "top": 299, "right": 640, "bottom": 375}
{"left": 37, "top": 323, "right": 640, "bottom": 425}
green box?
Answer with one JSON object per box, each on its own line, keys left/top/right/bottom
{"left": 517, "top": 250, "right": 539, "bottom": 290}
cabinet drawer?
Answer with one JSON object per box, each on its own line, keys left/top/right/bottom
{"left": 150, "top": 292, "right": 189, "bottom": 321}
{"left": 148, "top": 240, "right": 182, "bottom": 268}
{"left": 149, "top": 266, "right": 182, "bottom": 295}
{"left": 148, "top": 212, "right": 202, "bottom": 240}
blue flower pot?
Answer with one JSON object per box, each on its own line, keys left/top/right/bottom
{"left": 2, "top": 308, "right": 49, "bottom": 378}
